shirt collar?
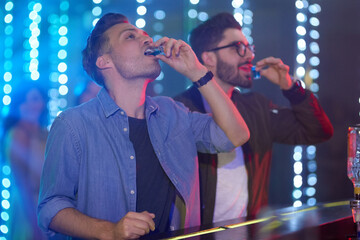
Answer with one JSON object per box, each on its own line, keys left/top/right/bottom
{"left": 144, "top": 96, "right": 159, "bottom": 117}
{"left": 97, "top": 88, "right": 121, "bottom": 118}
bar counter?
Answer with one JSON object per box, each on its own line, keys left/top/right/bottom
{"left": 143, "top": 200, "right": 356, "bottom": 240}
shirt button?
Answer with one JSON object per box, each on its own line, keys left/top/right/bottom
{"left": 120, "top": 111, "right": 125, "bottom": 115}
{"left": 130, "top": 190, "right": 135, "bottom": 194}
{"left": 123, "top": 128, "right": 128, "bottom": 132}
{"left": 130, "top": 155, "right": 134, "bottom": 160}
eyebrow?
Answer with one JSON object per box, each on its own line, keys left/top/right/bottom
{"left": 119, "top": 28, "right": 149, "bottom": 37}
{"left": 119, "top": 28, "right": 137, "bottom": 36}
{"left": 232, "top": 41, "right": 250, "bottom": 47}
{"left": 231, "top": 41, "right": 245, "bottom": 45}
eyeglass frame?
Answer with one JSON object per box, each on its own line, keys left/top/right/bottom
{"left": 208, "top": 41, "right": 255, "bottom": 57}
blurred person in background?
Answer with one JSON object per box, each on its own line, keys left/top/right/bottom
{"left": 2, "top": 80, "right": 49, "bottom": 240}
{"left": 74, "top": 79, "right": 101, "bottom": 105}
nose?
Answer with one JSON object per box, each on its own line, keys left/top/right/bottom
{"left": 143, "top": 35, "right": 153, "bottom": 46}
{"left": 244, "top": 48, "right": 255, "bottom": 61}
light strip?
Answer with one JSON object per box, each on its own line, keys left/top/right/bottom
{"left": 91, "top": 0, "right": 102, "bottom": 27}
{"left": 1, "top": 1, "right": 14, "bottom": 114}
{"left": 152, "top": 7, "right": 166, "bottom": 95}
{"left": 0, "top": 1, "right": 15, "bottom": 237}
{"left": 293, "top": 0, "right": 306, "bottom": 208}
{"left": 48, "top": 0, "right": 70, "bottom": 124}
{"left": 293, "top": 0, "right": 321, "bottom": 208}
{"left": 233, "top": 0, "right": 254, "bottom": 45}
{"left": 163, "top": 227, "right": 225, "bottom": 240}
{"left": 25, "top": 1, "right": 42, "bottom": 81}
{"left": 164, "top": 201, "right": 348, "bottom": 239}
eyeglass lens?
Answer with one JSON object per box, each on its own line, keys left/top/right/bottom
{"left": 237, "top": 43, "right": 254, "bottom": 57}
{"left": 237, "top": 43, "right": 246, "bottom": 56}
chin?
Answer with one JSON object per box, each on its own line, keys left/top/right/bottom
{"left": 231, "top": 77, "right": 252, "bottom": 88}
{"left": 237, "top": 81, "right": 252, "bottom": 89}
{"left": 145, "top": 70, "right": 161, "bottom": 81}
{"left": 241, "top": 76, "right": 253, "bottom": 87}
{"left": 142, "top": 62, "right": 161, "bottom": 80}
{"left": 152, "top": 67, "right": 162, "bottom": 79}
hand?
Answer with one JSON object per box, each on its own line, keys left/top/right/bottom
{"left": 112, "top": 211, "right": 155, "bottom": 240}
{"left": 255, "top": 57, "right": 293, "bottom": 90}
{"left": 154, "top": 37, "right": 208, "bottom": 82}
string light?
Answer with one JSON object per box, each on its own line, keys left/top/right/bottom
{"left": 1, "top": 1, "right": 14, "bottom": 117}
{"left": 24, "top": 1, "right": 42, "bottom": 81}
{"left": 152, "top": 6, "right": 167, "bottom": 94}
{"left": 293, "top": 0, "right": 321, "bottom": 208}
{"left": 182, "top": 0, "right": 209, "bottom": 89}
{"left": 232, "top": 0, "right": 253, "bottom": 45}
{"left": 47, "top": 0, "right": 69, "bottom": 124}
{"left": 0, "top": 1, "right": 15, "bottom": 237}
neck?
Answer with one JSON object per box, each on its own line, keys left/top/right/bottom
{"left": 106, "top": 78, "right": 150, "bottom": 119}
{"left": 214, "top": 76, "right": 235, "bottom": 98}
{"left": 206, "top": 65, "right": 235, "bottom": 98}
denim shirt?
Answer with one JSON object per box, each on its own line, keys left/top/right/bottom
{"left": 37, "top": 88, "right": 235, "bottom": 237}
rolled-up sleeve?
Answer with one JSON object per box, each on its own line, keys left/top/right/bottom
{"left": 37, "top": 115, "right": 81, "bottom": 236}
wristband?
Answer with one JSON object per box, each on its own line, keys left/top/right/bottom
{"left": 193, "top": 71, "right": 213, "bottom": 88}
{"left": 282, "top": 78, "right": 306, "bottom": 104}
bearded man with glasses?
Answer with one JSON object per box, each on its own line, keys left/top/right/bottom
{"left": 175, "top": 12, "right": 333, "bottom": 225}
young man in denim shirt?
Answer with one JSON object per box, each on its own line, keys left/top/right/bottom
{"left": 37, "top": 13, "right": 249, "bottom": 239}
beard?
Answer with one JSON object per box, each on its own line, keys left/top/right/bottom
{"left": 111, "top": 52, "right": 162, "bottom": 80}
{"left": 216, "top": 55, "right": 252, "bottom": 89}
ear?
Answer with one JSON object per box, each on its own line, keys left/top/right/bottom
{"left": 201, "top": 51, "right": 216, "bottom": 68}
{"left": 96, "top": 55, "right": 111, "bottom": 70}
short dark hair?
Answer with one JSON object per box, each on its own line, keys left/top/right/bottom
{"left": 82, "top": 13, "right": 129, "bottom": 86}
{"left": 190, "top": 12, "right": 242, "bottom": 64}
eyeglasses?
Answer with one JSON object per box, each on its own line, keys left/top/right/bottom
{"left": 208, "top": 41, "right": 255, "bottom": 57}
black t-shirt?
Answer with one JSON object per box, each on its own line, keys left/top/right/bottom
{"left": 128, "top": 117, "right": 175, "bottom": 234}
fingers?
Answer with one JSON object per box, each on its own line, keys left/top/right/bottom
{"left": 256, "top": 56, "right": 280, "bottom": 67}
{"left": 173, "top": 39, "right": 185, "bottom": 57}
{"left": 256, "top": 57, "right": 287, "bottom": 70}
{"left": 116, "top": 211, "right": 156, "bottom": 239}
{"left": 129, "top": 211, "right": 155, "bottom": 232}
{"left": 162, "top": 38, "right": 178, "bottom": 57}
{"left": 153, "top": 36, "right": 206, "bottom": 79}
{"left": 255, "top": 57, "right": 292, "bottom": 89}
{"left": 154, "top": 37, "right": 187, "bottom": 57}
{"left": 141, "top": 211, "right": 156, "bottom": 231}
{"left": 255, "top": 57, "right": 290, "bottom": 77}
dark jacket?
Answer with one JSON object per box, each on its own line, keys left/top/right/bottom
{"left": 174, "top": 84, "right": 333, "bottom": 224}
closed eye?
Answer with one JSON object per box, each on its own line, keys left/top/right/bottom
{"left": 126, "top": 33, "right": 135, "bottom": 39}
